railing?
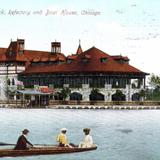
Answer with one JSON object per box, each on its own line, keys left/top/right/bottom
{"left": 89, "top": 84, "right": 105, "bottom": 88}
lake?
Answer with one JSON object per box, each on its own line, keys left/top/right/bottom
{"left": 0, "top": 108, "right": 160, "bottom": 160}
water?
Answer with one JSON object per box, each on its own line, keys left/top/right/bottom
{"left": 0, "top": 108, "right": 160, "bottom": 160}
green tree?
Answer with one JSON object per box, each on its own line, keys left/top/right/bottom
{"left": 149, "top": 74, "right": 160, "bottom": 89}
{"left": 139, "top": 89, "right": 145, "bottom": 101}
{"left": 91, "top": 88, "right": 99, "bottom": 96}
{"left": 60, "top": 87, "right": 71, "bottom": 100}
{"left": 147, "top": 74, "right": 160, "bottom": 100}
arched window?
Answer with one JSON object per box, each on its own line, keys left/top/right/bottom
{"left": 132, "top": 93, "right": 140, "bottom": 101}
{"left": 89, "top": 90, "right": 104, "bottom": 101}
{"left": 70, "top": 92, "right": 82, "bottom": 100}
{"left": 112, "top": 90, "right": 126, "bottom": 101}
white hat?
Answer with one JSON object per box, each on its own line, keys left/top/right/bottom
{"left": 61, "top": 128, "right": 67, "bottom": 131}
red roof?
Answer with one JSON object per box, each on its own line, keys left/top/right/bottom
{"left": 67, "top": 54, "right": 77, "bottom": 60}
{"left": 0, "top": 40, "right": 147, "bottom": 75}
{"left": 84, "top": 54, "right": 91, "bottom": 59}
{"left": 23, "top": 47, "right": 147, "bottom": 75}
{"left": 0, "top": 41, "right": 66, "bottom": 62}
{"left": 0, "top": 48, "right": 7, "bottom": 61}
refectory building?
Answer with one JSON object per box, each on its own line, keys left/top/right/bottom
{"left": 0, "top": 39, "right": 65, "bottom": 100}
{"left": 15, "top": 40, "right": 148, "bottom": 102}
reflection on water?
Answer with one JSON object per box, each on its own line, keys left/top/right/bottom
{"left": 0, "top": 109, "right": 160, "bottom": 160}
{"left": 116, "top": 128, "right": 133, "bottom": 134}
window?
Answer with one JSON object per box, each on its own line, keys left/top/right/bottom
{"left": 101, "top": 58, "right": 107, "bottom": 63}
{"left": 51, "top": 46, "right": 61, "bottom": 53}
{"left": 82, "top": 58, "right": 88, "bottom": 63}
{"left": 67, "top": 59, "right": 73, "bottom": 64}
{"left": 51, "top": 47, "right": 56, "bottom": 53}
{"left": 56, "top": 47, "right": 61, "bottom": 53}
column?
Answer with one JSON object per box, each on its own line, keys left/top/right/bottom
{"left": 82, "top": 84, "right": 90, "bottom": 101}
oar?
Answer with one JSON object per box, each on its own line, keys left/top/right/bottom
{"left": 0, "top": 142, "right": 56, "bottom": 146}
{"left": 0, "top": 142, "right": 14, "bottom": 146}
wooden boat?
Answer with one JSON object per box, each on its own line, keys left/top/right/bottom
{"left": 0, "top": 145, "right": 97, "bottom": 157}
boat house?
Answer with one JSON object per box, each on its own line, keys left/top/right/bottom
{"left": 17, "top": 41, "right": 148, "bottom": 102}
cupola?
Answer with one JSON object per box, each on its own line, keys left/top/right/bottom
{"left": 51, "top": 42, "right": 61, "bottom": 54}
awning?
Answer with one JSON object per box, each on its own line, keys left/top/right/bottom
{"left": 16, "top": 90, "right": 52, "bottom": 95}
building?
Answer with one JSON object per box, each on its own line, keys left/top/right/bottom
{"left": 17, "top": 40, "right": 148, "bottom": 102}
{"left": 0, "top": 39, "right": 65, "bottom": 100}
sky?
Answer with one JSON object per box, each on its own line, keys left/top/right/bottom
{"left": 0, "top": 0, "right": 160, "bottom": 78}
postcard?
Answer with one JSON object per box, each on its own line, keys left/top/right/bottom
{"left": 0, "top": 0, "right": 159, "bottom": 160}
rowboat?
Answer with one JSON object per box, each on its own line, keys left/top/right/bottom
{"left": 0, "top": 145, "right": 97, "bottom": 157}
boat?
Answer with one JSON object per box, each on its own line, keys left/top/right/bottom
{"left": 0, "top": 145, "right": 97, "bottom": 157}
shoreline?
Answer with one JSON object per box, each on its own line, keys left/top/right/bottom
{"left": 49, "top": 105, "right": 160, "bottom": 110}
{"left": 1, "top": 104, "right": 160, "bottom": 110}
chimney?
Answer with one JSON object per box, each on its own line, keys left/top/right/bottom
{"left": 51, "top": 42, "right": 61, "bottom": 54}
{"left": 17, "top": 39, "right": 25, "bottom": 54}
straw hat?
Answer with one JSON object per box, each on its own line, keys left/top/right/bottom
{"left": 61, "top": 128, "right": 67, "bottom": 131}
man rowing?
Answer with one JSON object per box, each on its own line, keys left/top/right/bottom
{"left": 14, "top": 129, "right": 33, "bottom": 150}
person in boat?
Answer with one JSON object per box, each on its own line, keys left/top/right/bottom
{"left": 79, "top": 128, "right": 94, "bottom": 148}
{"left": 57, "top": 128, "right": 75, "bottom": 148}
{"left": 14, "top": 129, "right": 33, "bottom": 150}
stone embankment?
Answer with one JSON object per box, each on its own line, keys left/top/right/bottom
{"left": 49, "top": 100, "right": 160, "bottom": 109}
{"left": 49, "top": 105, "right": 160, "bottom": 110}
{"left": 1, "top": 100, "right": 160, "bottom": 109}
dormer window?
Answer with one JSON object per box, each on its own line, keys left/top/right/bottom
{"left": 82, "top": 58, "right": 88, "bottom": 63}
{"left": 112, "top": 55, "right": 129, "bottom": 64}
{"left": 101, "top": 58, "right": 108, "bottom": 63}
{"left": 81, "top": 54, "right": 91, "bottom": 63}
{"left": 67, "top": 59, "right": 73, "bottom": 64}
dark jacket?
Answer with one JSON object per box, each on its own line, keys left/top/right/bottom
{"left": 14, "top": 135, "right": 33, "bottom": 150}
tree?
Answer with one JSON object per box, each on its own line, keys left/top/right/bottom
{"left": 148, "top": 74, "right": 160, "bottom": 89}
{"left": 60, "top": 87, "right": 71, "bottom": 100}
{"left": 90, "top": 88, "right": 99, "bottom": 100}
{"left": 91, "top": 88, "right": 99, "bottom": 96}
{"left": 139, "top": 89, "right": 145, "bottom": 101}
{"left": 147, "top": 74, "right": 160, "bottom": 100}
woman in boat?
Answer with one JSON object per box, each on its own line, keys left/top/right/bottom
{"left": 14, "top": 129, "right": 33, "bottom": 150}
{"left": 56, "top": 128, "right": 74, "bottom": 148}
{"left": 79, "top": 128, "right": 94, "bottom": 148}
